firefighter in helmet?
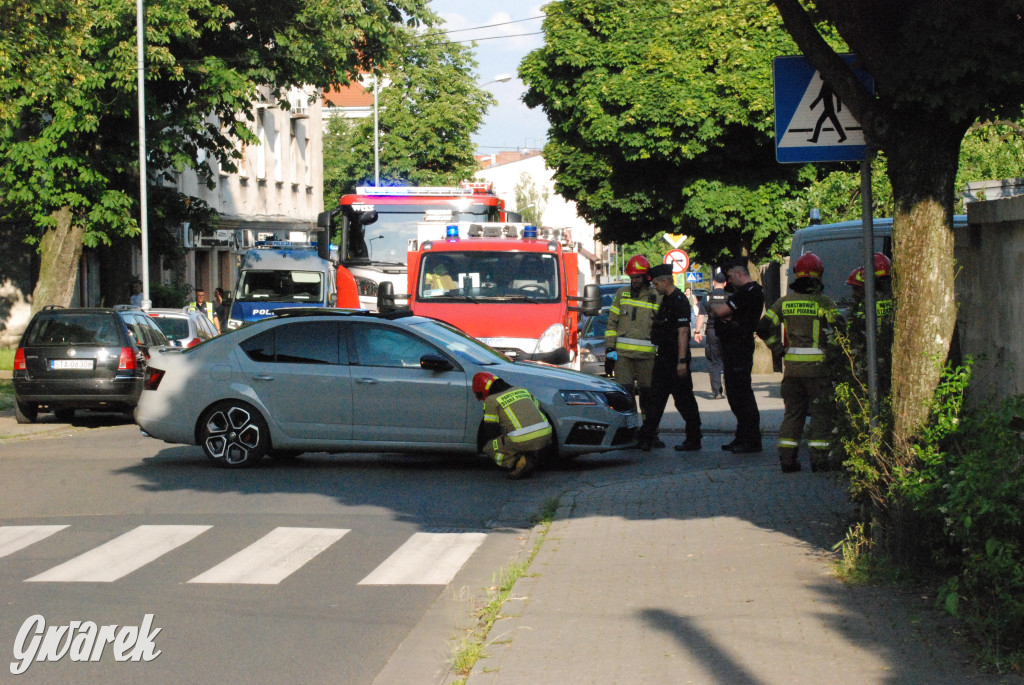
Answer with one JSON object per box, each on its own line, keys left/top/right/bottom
{"left": 757, "top": 252, "right": 840, "bottom": 472}
{"left": 841, "top": 252, "right": 895, "bottom": 398}
{"left": 605, "top": 255, "right": 660, "bottom": 444}
{"left": 474, "top": 372, "right": 553, "bottom": 479}
{"left": 846, "top": 252, "right": 894, "bottom": 319}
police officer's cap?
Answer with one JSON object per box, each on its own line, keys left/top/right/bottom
{"left": 648, "top": 264, "right": 673, "bottom": 279}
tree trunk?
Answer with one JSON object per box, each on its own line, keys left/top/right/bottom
{"left": 31, "top": 207, "right": 85, "bottom": 314}
{"left": 886, "top": 122, "right": 963, "bottom": 454}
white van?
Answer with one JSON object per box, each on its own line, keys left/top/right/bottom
{"left": 789, "top": 215, "right": 966, "bottom": 305}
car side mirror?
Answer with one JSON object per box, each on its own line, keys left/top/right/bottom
{"left": 419, "top": 354, "right": 453, "bottom": 372}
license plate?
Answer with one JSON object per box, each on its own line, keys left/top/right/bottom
{"left": 51, "top": 359, "right": 94, "bottom": 370}
{"left": 627, "top": 413, "right": 641, "bottom": 428}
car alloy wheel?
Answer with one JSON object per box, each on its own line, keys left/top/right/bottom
{"left": 199, "top": 401, "right": 270, "bottom": 468}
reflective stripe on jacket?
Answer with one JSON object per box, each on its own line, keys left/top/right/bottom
{"left": 605, "top": 285, "right": 658, "bottom": 358}
{"left": 757, "top": 291, "right": 838, "bottom": 376}
{"left": 482, "top": 386, "right": 553, "bottom": 454}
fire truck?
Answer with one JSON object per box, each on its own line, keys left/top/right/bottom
{"left": 317, "top": 182, "right": 517, "bottom": 311}
{"left": 377, "top": 222, "right": 600, "bottom": 367}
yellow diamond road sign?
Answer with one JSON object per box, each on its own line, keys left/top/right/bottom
{"left": 663, "top": 233, "right": 687, "bottom": 249}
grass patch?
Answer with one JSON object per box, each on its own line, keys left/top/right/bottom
{"left": 0, "top": 348, "right": 14, "bottom": 371}
{"left": 0, "top": 379, "right": 13, "bottom": 412}
{"left": 448, "top": 495, "right": 562, "bottom": 682}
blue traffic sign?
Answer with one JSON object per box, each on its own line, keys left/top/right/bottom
{"left": 685, "top": 272, "right": 703, "bottom": 283}
{"left": 773, "top": 55, "right": 874, "bottom": 164}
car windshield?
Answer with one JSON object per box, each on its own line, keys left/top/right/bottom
{"left": 418, "top": 251, "right": 559, "bottom": 302}
{"left": 25, "top": 313, "right": 121, "bottom": 346}
{"left": 409, "top": 319, "right": 508, "bottom": 365}
{"left": 151, "top": 316, "right": 190, "bottom": 341}
{"left": 235, "top": 270, "right": 323, "bottom": 303}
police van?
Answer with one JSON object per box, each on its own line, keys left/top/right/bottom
{"left": 226, "top": 242, "right": 337, "bottom": 329}
{"left": 789, "top": 215, "right": 967, "bottom": 305}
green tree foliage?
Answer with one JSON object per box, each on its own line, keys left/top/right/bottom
{"left": 520, "top": 0, "right": 829, "bottom": 267}
{"left": 803, "top": 120, "right": 1024, "bottom": 224}
{"left": 322, "top": 28, "right": 493, "bottom": 201}
{"left": 0, "top": 0, "right": 428, "bottom": 310}
{"left": 513, "top": 173, "right": 548, "bottom": 226}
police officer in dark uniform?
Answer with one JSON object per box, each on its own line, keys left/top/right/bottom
{"left": 636, "top": 263, "right": 702, "bottom": 452}
{"left": 710, "top": 258, "right": 764, "bottom": 453}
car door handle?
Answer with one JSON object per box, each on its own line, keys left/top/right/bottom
{"left": 355, "top": 378, "right": 378, "bottom": 384}
{"left": 252, "top": 374, "right": 275, "bottom": 381}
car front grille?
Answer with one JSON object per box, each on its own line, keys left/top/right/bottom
{"left": 602, "top": 391, "right": 634, "bottom": 413}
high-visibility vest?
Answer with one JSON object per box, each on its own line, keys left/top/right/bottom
{"left": 189, "top": 301, "right": 216, "bottom": 324}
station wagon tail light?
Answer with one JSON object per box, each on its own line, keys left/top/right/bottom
{"left": 14, "top": 348, "right": 26, "bottom": 371}
{"left": 118, "top": 347, "right": 137, "bottom": 370}
{"left": 185, "top": 337, "right": 201, "bottom": 348}
{"left": 144, "top": 367, "right": 165, "bottom": 391}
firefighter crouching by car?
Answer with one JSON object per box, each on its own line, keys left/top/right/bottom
{"left": 474, "top": 372, "right": 552, "bottom": 479}
{"left": 605, "top": 255, "right": 660, "bottom": 439}
{"left": 757, "top": 253, "right": 840, "bottom": 473}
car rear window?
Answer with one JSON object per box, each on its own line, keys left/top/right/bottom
{"left": 25, "top": 313, "right": 121, "bottom": 346}
{"left": 152, "top": 316, "right": 190, "bottom": 340}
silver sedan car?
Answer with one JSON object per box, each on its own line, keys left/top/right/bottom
{"left": 135, "top": 309, "right": 640, "bottom": 468}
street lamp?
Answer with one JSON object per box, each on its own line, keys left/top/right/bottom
{"left": 480, "top": 74, "right": 513, "bottom": 88}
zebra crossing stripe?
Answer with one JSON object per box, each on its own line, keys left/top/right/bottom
{"left": 188, "top": 527, "right": 350, "bottom": 585}
{"left": 0, "top": 526, "right": 69, "bottom": 559}
{"left": 358, "top": 532, "right": 487, "bottom": 585}
{"left": 26, "top": 525, "right": 212, "bottom": 583}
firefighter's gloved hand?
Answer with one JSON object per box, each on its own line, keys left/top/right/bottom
{"left": 607, "top": 350, "right": 618, "bottom": 361}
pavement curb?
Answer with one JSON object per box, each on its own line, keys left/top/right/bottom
{"left": 466, "top": 492, "right": 579, "bottom": 683}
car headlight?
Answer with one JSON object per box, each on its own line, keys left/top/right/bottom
{"left": 354, "top": 277, "right": 379, "bottom": 297}
{"left": 535, "top": 323, "right": 565, "bottom": 354}
{"left": 559, "top": 389, "right": 606, "bottom": 406}
{"left": 581, "top": 349, "right": 598, "bottom": 363}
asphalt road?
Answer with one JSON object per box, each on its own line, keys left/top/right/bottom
{"left": 0, "top": 416, "right": 617, "bottom": 684}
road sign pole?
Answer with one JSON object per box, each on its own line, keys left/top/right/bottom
{"left": 861, "top": 152, "right": 879, "bottom": 422}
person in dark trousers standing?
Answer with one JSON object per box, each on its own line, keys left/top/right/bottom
{"left": 213, "top": 287, "right": 230, "bottom": 334}
{"left": 694, "top": 271, "right": 727, "bottom": 399}
{"left": 710, "top": 258, "right": 764, "bottom": 453}
{"left": 636, "top": 263, "right": 702, "bottom": 452}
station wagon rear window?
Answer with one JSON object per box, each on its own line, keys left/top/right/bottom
{"left": 25, "top": 314, "right": 121, "bottom": 346}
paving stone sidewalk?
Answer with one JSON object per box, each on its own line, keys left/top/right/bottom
{"left": 467, "top": 459, "right": 1024, "bottom": 685}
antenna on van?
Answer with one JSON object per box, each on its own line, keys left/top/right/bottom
{"left": 809, "top": 208, "right": 822, "bottom": 225}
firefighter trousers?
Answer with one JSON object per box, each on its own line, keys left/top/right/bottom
{"left": 779, "top": 375, "right": 833, "bottom": 468}
{"left": 613, "top": 355, "right": 655, "bottom": 417}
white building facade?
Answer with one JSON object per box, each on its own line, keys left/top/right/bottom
{"left": 159, "top": 86, "right": 325, "bottom": 297}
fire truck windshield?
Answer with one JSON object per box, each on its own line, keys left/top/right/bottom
{"left": 348, "top": 205, "right": 497, "bottom": 265}
{"left": 419, "top": 251, "right": 559, "bottom": 302}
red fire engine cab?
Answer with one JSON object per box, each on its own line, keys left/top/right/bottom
{"left": 379, "top": 222, "right": 600, "bottom": 367}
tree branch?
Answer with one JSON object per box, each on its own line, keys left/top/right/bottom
{"left": 769, "top": 0, "right": 884, "bottom": 145}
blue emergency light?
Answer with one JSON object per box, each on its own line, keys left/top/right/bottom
{"left": 523, "top": 225, "right": 538, "bottom": 239}
{"left": 446, "top": 225, "right": 459, "bottom": 238}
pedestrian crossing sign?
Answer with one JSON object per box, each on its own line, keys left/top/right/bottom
{"left": 773, "top": 54, "right": 874, "bottom": 164}
{"left": 685, "top": 272, "right": 703, "bottom": 283}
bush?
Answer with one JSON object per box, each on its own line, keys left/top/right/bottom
{"left": 832, "top": 350, "right": 1024, "bottom": 667}
{"left": 905, "top": 390, "right": 1024, "bottom": 662}
{"left": 148, "top": 281, "right": 191, "bottom": 308}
